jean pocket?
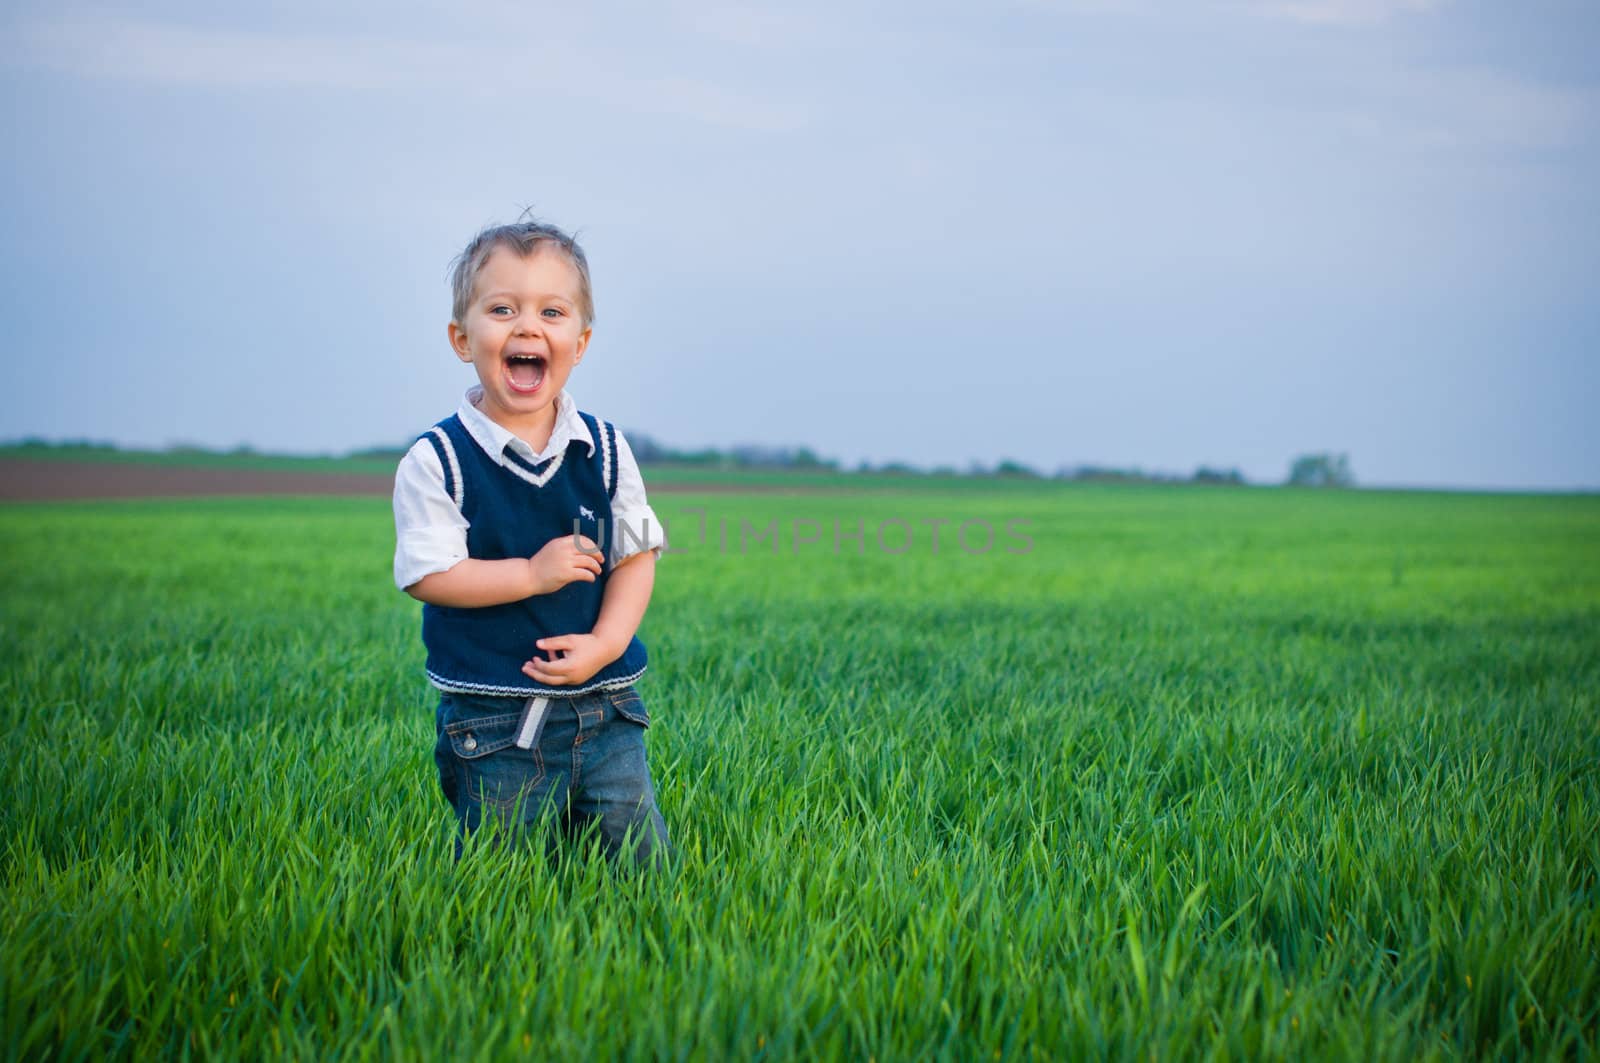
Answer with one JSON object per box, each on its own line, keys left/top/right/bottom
{"left": 442, "top": 703, "right": 546, "bottom": 812}
{"left": 607, "top": 686, "right": 650, "bottom": 728}
{"left": 443, "top": 711, "right": 521, "bottom": 759}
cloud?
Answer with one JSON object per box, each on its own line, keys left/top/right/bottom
{"left": 11, "top": 14, "right": 474, "bottom": 90}
{"left": 1014, "top": 0, "right": 1445, "bottom": 22}
{"left": 676, "top": 3, "right": 831, "bottom": 48}
{"left": 1245, "top": 0, "right": 1446, "bottom": 26}
{"left": 8, "top": 10, "right": 810, "bottom": 132}
{"left": 1006, "top": 0, "right": 1162, "bottom": 14}
{"left": 1016, "top": 0, "right": 1152, "bottom": 11}
{"left": 1381, "top": 68, "right": 1597, "bottom": 152}
{"left": 631, "top": 76, "right": 812, "bottom": 133}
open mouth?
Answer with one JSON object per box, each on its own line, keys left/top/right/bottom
{"left": 505, "top": 354, "right": 547, "bottom": 394}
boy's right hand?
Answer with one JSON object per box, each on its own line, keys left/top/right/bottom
{"left": 527, "top": 534, "right": 605, "bottom": 596}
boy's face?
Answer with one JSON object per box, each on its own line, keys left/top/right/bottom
{"left": 448, "top": 246, "right": 592, "bottom": 438}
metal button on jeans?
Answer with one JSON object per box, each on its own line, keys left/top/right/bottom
{"left": 462, "top": 733, "right": 477, "bottom": 752}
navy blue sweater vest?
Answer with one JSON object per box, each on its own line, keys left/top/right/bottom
{"left": 418, "top": 412, "right": 648, "bottom": 696}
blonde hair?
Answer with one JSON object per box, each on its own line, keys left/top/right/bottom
{"left": 449, "top": 214, "right": 594, "bottom": 326}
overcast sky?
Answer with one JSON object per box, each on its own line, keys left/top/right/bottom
{"left": 2, "top": 0, "right": 1595, "bottom": 488}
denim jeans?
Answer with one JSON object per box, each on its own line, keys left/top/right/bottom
{"left": 433, "top": 685, "right": 670, "bottom": 867}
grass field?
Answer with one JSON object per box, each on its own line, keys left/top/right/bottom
{"left": 2, "top": 484, "right": 1597, "bottom": 1059}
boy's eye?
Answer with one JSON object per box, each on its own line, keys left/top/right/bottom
{"left": 541, "top": 308, "right": 563, "bottom": 318}
{"left": 490, "top": 306, "right": 513, "bottom": 316}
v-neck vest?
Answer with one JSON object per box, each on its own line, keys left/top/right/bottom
{"left": 418, "top": 412, "right": 648, "bottom": 696}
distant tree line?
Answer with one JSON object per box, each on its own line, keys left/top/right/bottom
{"left": 625, "top": 435, "right": 835, "bottom": 470}
{"left": 3, "top": 436, "right": 1354, "bottom": 488}
{"left": 1286, "top": 452, "right": 1355, "bottom": 488}
{"left": 628, "top": 438, "right": 1363, "bottom": 488}
{"left": 1044, "top": 463, "right": 1246, "bottom": 486}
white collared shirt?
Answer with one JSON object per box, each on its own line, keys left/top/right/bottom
{"left": 392, "top": 386, "right": 664, "bottom": 590}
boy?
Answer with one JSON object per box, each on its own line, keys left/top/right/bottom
{"left": 393, "top": 217, "right": 669, "bottom": 866}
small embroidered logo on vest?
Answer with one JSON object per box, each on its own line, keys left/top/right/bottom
{"left": 579, "top": 505, "right": 596, "bottom": 521}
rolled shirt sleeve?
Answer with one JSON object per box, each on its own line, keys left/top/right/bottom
{"left": 392, "top": 439, "right": 470, "bottom": 591}
{"left": 609, "top": 429, "right": 666, "bottom": 564}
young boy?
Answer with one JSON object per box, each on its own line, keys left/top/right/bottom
{"left": 393, "top": 218, "right": 669, "bottom": 866}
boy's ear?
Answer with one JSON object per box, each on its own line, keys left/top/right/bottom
{"left": 575, "top": 325, "right": 592, "bottom": 364}
{"left": 447, "top": 321, "right": 472, "bottom": 362}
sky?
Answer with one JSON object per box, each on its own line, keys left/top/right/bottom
{"left": 2, "top": 0, "right": 1596, "bottom": 489}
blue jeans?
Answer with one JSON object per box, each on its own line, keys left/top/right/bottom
{"left": 433, "top": 685, "right": 670, "bottom": 867}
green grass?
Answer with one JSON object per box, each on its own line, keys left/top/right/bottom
{"left": 1, "top": 485, "right": 1596, "bottom": 1059}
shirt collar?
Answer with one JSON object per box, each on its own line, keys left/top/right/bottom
{"left": 456, "top": 386, "right": 596, "bottom": 466}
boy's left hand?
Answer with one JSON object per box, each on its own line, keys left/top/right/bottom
{"left": 522, "top": 634, "right": 615, "bottom": 687}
